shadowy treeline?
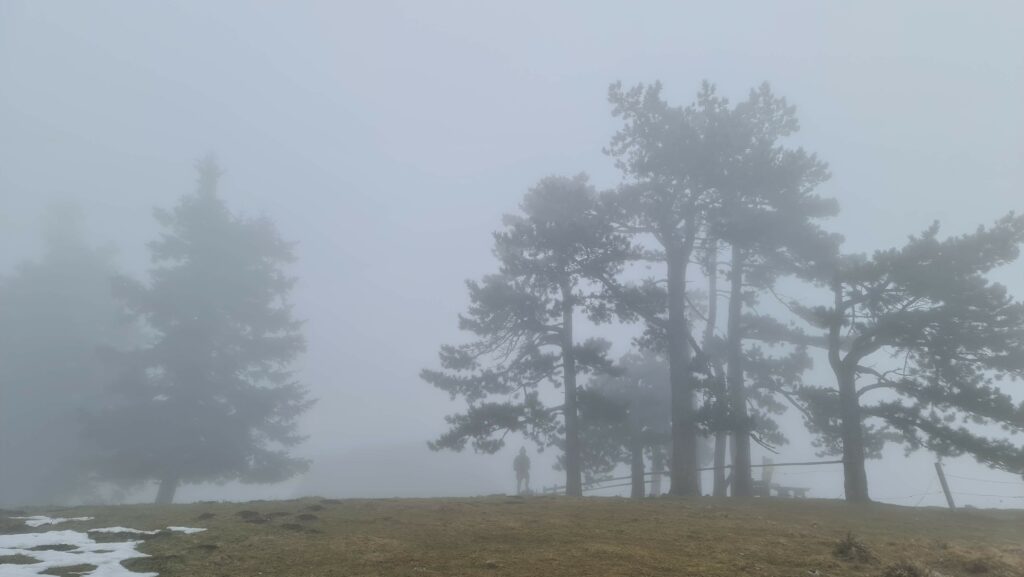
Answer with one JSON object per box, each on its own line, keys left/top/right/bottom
{"left": 422, "top": 81, "right": 1024, "bottom": 503}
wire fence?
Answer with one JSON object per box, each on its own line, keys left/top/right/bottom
{"left": 540, "top": 462, "right": 1024, "bottom": 507}
{"left": 543, "top": 459, "right": 843, "bottom": 495}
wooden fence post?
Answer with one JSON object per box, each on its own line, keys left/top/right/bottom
{"left": 934, "top": 461, "right": 956, "bottom": 510}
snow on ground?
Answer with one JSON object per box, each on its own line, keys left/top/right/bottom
{"left": 1, "top": 520, "right": 207, "bottom": 576}
{"left": 0, "top": 529, "right": 154, "bottom": 577}
{"left": 165, "top": 527, "right": 205, "bottom": 535}
{"left": 11, "top": 516, "right": 94, "bottom": 528}
{"left": 87, "top": 527, "right": 161, "bottom": 536}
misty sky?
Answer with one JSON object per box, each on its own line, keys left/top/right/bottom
{"left": 1, "top": 2, "right": 1022, "bottom": 506}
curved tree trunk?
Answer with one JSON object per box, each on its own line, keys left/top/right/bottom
{"left": 839, "top": 368, "right": 870, "bottom": 502}
{"left": 560, "top": 282, "right": 583, "bottom": 497}
{"left": 727, "top": 245, "right": 752, "bottom": 497}
{"left": 667, "top": 249, "right": 700, "bottom": 496}
{"left": 155, "top": 474, "right": 179, "bottom": 505}
{"left": 829, "top": 276, "right": 870, "bottom": 503}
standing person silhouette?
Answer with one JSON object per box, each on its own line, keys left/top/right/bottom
{"left": 513, "top": 447, "right": 531, "bottom": 495}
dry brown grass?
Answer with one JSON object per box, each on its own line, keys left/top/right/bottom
{"left": 4, "top": 496, "right": 1023, "bottom": 577}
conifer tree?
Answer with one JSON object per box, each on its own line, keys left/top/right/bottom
{"left": 423, "top": 174, "right": 629, "bottom": 496}
{"left": 703, "top": 83, "right": 838, "bottom": 495}
{"left": 87, "top": 159, "right": 312, "bottom": 504}
{"left": 789, "top": 215, "right": 1024, "bottom": 502}
{"left": 581, "top": 350, "right": 672, "bottom": 498}
{"left": 0, "top": 204, "right": 134, "bottom": 505}
{"left": 601, "top": 81, "right": 833, "bottom": 496}
{"left": 602, "top": 81, "right": 726, "bottom": 496}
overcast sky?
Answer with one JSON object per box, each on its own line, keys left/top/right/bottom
{"left": 2, "top": 1, "right": 1022, "bottom": 506}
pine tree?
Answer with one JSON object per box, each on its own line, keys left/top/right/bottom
{"left": 602, "top": 81, "right": 726, "bottom": 496}
{"left": 87, "top": 159, "right": 312, "bottom": 504}
{"left": 422, "top": 174, "right": 629, "bottom": 496}
{"left": 703, "top": 83, "right": 838, "bottom": 495}
{"left": 789, "top": 215, "right": 1024, "bottom": 502}
{"left": 581, "top": 350, "right": 673, "bottom": 498}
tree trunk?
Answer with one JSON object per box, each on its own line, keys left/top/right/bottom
{"left": 829, "top": 275, "right": 870, "bottom": 503}
{"left": 560, "top": 282, "right": 583, "bottom": 497}
{"left": 630, "top": 433, "right": 646, "bottom": 499}
{"left": 666, "top": 248, "right": 700, "bottom": 496}
{"left": 713, "top": 432, "right": 728, "bottom": 496}
{"left": 155, "top": 474, "right": 179, "bottom": 505}
{"left": 704, "top": 241, "right": 729, "bottom": 498}
{"left": 838, "top": 367, "right": 870, "bottom": 502}
{"left": 727, "top": 245, "right": 752, "bottom": 497}
{"left": 650, "top": 445, "right": 664, "bottom": 497}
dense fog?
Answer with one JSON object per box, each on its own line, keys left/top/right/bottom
{"left": 1, "top": 2, "right": 1022, "bottom": 509}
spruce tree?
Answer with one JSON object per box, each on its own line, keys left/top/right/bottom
{"left": 87, "top": 159, "right": 312, "bottom": 504}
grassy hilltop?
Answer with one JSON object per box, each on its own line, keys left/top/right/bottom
{"left": 3, "top": 497, "right": 1023, "bottom": 577}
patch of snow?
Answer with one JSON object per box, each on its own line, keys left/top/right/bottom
{"left": 87, "top": 527, "right": 161, "bottom": 535}
{"left": 0, "top": 529, "right": 155, "bottom": 577}
{"left": 11, "top": 516, "right": 94, "bottom": 527}
{"left": 165, "top": 527, "right": 206, "bottom": 534}
{"left": 0, "top": 524, "right": 208, "bottom": 576}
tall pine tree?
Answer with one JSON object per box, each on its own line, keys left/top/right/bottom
{"left": 602, "top": 81, "right": 726, "bottom": 496}
{"left": 703, "top": 82, "right": 837, "bottom": 495}
{"left": 423, "top": 174, "right": 628, "bottom": 496}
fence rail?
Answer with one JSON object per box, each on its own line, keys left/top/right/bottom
{"left": 541, "top": 462, "right": 1024, "bottom": 508}
{"left": 542, "top": 459, "right": 845, "bottom": 495}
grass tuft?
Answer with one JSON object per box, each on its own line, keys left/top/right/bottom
{"left": 0, "top": 553, "right": 40, "bottom": 564}
{"left": 879, "top": 561, "right": 928, "bottom": 577}
{"left": 834, "top": 531, "right": 877, "bottom": 563}
{"left": 39, "top": 563, "right": 98, "bottom": 576}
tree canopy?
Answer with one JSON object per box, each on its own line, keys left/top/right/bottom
{"left": 789, "top": 215, "right": 1024, "bottom": 501}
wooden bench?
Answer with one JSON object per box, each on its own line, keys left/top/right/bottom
{"left": 751, "top": 458, "right": 810, "bottom": 498}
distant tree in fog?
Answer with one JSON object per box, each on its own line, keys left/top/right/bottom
{"left": 86, "top": 159, "right": 312, "bottom": 504}
{"left": 0, "top": 204, "right": 134, "bottom": 506}
{"left": 422, "top": 174, "right": 630, "bottom": 496}
{"left": 578, "top": 349, "right": 672, "bottom": 498}
{"left": 787, "top": 215, "right": 1024, "bottom": 503}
